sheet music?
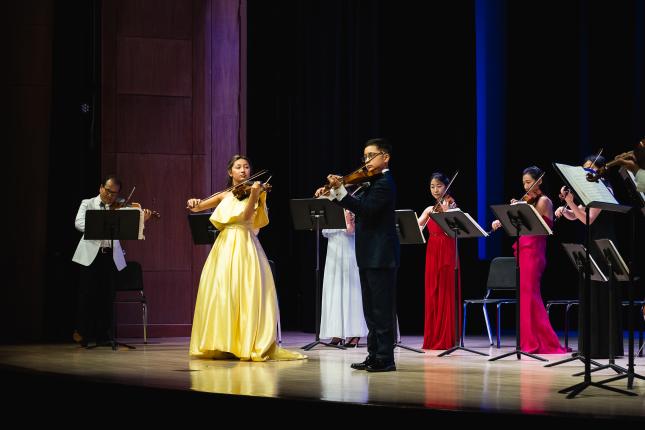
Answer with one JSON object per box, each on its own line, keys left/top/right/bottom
{"left": 554, "top": 162, "right": 619, "bottom": 206}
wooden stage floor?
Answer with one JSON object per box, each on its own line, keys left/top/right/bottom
{"left": 2, "top": 332, "right": 645, "bottom": 421}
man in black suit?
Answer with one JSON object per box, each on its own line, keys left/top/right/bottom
{"left": 316, "top": 138, "right": 400, "bottom": 372}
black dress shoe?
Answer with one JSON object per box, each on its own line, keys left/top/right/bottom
{"left": 350, "top": 356, "right": 375, "bottom": 370}
{"left": 366, "top": 360, "right": 396, "bottom": 372}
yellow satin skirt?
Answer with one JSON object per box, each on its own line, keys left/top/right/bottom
{"left": 189, "top": 225, "right": 306, "bottom": 361}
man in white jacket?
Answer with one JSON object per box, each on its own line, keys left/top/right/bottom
{"left": 72, "top": 175, "right": 150, "bottom": 346}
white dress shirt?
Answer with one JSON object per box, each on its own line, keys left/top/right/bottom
{"left": 72, "top": 195, "right": 127, "bottom": 271}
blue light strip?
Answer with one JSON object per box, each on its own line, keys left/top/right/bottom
{"left": 476, "top": 1, "right": 488, "bottom": 259}
{"left": 476, "top": 0, "right": 506, "bottom": 260}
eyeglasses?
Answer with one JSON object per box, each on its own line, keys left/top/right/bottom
{"left": 361, "top": 152, "right": 384, "bottom": 163}
{"left": 102, "top": 186, "right": 120, "bottom": 195}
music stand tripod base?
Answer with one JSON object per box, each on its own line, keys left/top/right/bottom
{"left": 302, "top": 340, "right": 346, "bottom": 351}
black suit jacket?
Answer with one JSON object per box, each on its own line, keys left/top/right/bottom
{"left": 336, "top": 171, "right": 400, "bottom": 269}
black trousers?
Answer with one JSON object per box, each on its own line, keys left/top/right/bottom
{"left": 77, "top": 252, "right": 118, "bottom": 342}
{"left": 359, "top": 268, "right": 397, "bottom": 363}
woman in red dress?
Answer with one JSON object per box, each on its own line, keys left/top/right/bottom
{"left": 491, "top": 166, "right": 565, "bottom": 354}
{"left": 418, "top": 172, "right": 459, "bottom": 350}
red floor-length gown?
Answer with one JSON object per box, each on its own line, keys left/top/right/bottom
{"left": 423, "top": 217, "right": 460, "bottom": 350}
{"left": 513, "top": 216, "right": 566, "bottom": 354}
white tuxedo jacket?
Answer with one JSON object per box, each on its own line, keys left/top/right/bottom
{"left": 72, "top": 196, "right": 127, "bottom": 271}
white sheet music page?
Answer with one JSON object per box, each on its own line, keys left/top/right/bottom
{"left": 554, "top": 162, "right": 619, "bottom": 206}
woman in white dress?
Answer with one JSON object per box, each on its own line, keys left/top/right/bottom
{"left": 319, "top": 209, "right": 368, "bottom": 347}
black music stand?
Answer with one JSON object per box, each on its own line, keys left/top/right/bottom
{"left": 188, "top": 213, "right": 219, "bottom": 244}
{"left": 488, "top": 202, "right": 551, "bottom": 362}
{"left": 290, "top": 198, "right": 347, "bottom": 350}
{"left": 569, "top": 239, "right": 627, "bottom": 376}
{"left": 430, "top": 209, "right": 489, "bottom": 357}
{"left": 392, "top": 210, "right": 425, "bottom": 353}
{"left": 84, "top": 209, "right": 141, "bottom": 350}
{"left": 594, "top": 239, "right": 645, "bottom": 388}
{"left": 619, "top": 167, "right": 645, "bottom": 217}
{"left": 545, "top": 244, "right": 606, "bottom": 369}
{"left": 616, "top": 167, "right": 645, "bottom": 383}
{"left": 553, "top": 162, "right": 634, "bottom": 398}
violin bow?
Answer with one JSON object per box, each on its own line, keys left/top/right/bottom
{"left": 201, "top": 169, "right": 269, "bottom": 201}
{"left": 519, "top": 171, "right": 545, "bottom": 202}
{"left": 123, "top": 186, "right": 136, "bottom": 205}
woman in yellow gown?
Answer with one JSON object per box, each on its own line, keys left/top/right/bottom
{"left": 186, "top": 155, "right": 306, "bottom": 361}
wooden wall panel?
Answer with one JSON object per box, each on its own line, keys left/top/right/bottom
{"left": 117, "top": 37, "right": 192, "bottom": 96}
{"left": 118, "top": 0, "right": 192, "bottom": 40}
{"left": 102, "top": 0, "right": 118, "bottom": 154}
{"left": 103, "top": 0, "right": 243, "bottom": 337}
{"left": 211, "top": 116, "right": 241, "bottom": 190}
{"left": 116, "top": 95, "right": 192, "bottom": 154}
{"left": 114, "top": 154, "right": 193, "bottom": 271}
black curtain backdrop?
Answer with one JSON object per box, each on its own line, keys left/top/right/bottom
{"left": 505, "top": 1, "right": 645, "bottom": 335}
{"left": 247, "top": 0, "right": 476, "bottom": 333}
{"left": 247, "top": 0, "right": 644, "bottom": 335}
{"left": 45, "top": 0, "right": 101, "bottom": 340}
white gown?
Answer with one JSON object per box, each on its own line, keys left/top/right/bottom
{"left": 319, "top": 228, "right": 368, "bottom": 339}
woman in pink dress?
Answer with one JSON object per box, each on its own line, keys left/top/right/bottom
{"left": 418, "top": 172, "right": 459, "bottom": 350}
{"left": 491, "top": 166, "right": 565, "bottom": 354}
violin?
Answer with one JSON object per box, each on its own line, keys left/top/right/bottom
{"left": 197, "top": 170, "right": 271, "bottom": 203}
{"left": 520, "top": 192, "right": 542, "bottom": 206}
{"left": 587, "top": 140, "right": 645, "bottom": 182}
{"left": 553, "top": 187, "right": 571, "bottom": 224}
{"left": 112, "top": 187, "right": 161, "bottom": 219}
{"left": 232, "top": 181, "right": 272, "bottom": 201}
{"left": 517, "top": 171, "right": 545, "bottom": 205}
{"left": 432, "top": 195, "right": 456, "bottom": 213}
{"left": 319, "top": 164, "right": 378, "bottom": 197}
{"left": 111, "top": 198, "right": 160, "bottom": 218}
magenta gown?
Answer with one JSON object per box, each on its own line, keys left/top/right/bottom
{"left": 423, "top": 217, "right": 461, "bottom": 350}
{"left": 513, "top": 216, "right": 565, "bottom": 354}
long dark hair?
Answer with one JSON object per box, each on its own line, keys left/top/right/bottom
{"left": 429, "top": 172, "right": 455, "bottom": 199}
{"left": 522, "top": 166, "right": 546, "bottom": 198}
{"left": 225, "top": 155, "right": 252, "bottom": 187}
